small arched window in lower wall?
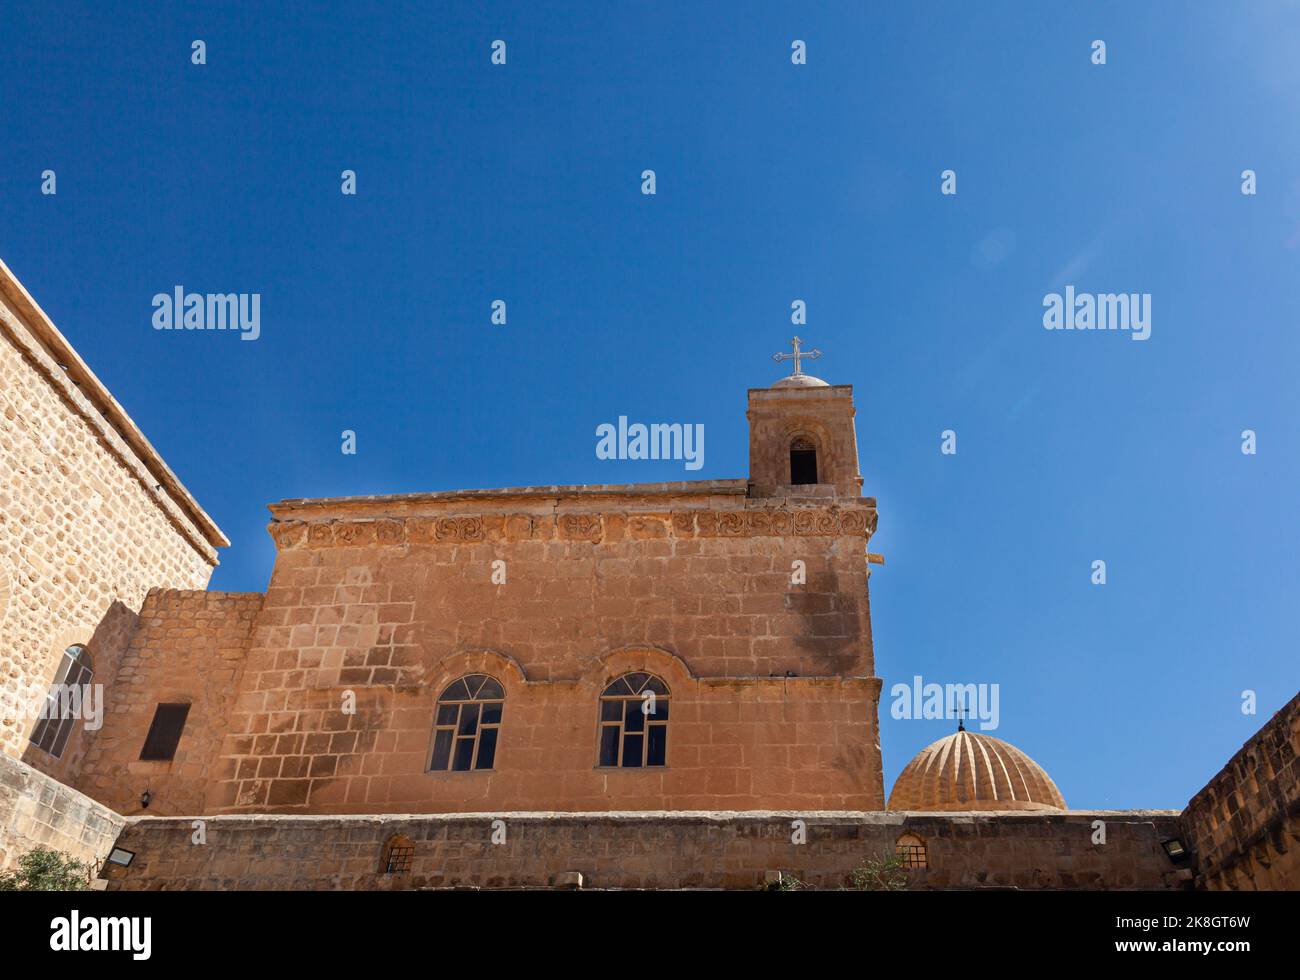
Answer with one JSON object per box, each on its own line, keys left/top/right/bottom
{"left": 381, "top": 834, "right": 415, "bottom": 875}
{"left": 896, "top": 833, "right": 928, "bottom": 870}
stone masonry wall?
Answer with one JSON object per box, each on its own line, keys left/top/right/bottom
{"left": 0, "top": 751, "right": 125, "bottom": 874}
{"left": 264, "top": 497, "right": 878, "bottom": 680}
{"left": 26, "top": 600, "right": 140, "bottom": 789}
{"left": 99, "top": 809, "right": 1186, "bottom": 891}
{"left": 209, "top": 652, "right": 882, "bottom": 814}
{"left": 199, "top": 498, "right": 883, "bottom": 814}
{"left": 1181, "top": 691, "right": 1300, "bottom": 890}
{"left": 74, "top": 590, "right": 263, "bottom": 816}
{"left": 0, "top": 293, "right": 216, "bottom": 766}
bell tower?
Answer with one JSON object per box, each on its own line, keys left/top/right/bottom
{"left": 747, "top": 338, "right": 864, "bottom": 499}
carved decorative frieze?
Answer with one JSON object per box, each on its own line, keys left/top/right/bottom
{"left": 269, "top": 505, "right": 876, "bottom": 550}
{"left": 559, "top": 514, "right": 603, "bottom": 541}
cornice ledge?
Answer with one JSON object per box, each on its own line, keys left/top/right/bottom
{"left": 268, "top": 504, "right": 878, "bottom": 550}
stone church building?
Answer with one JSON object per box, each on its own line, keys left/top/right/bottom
{"left": 1, "top": 259, "right": 1296, "bottom": 890}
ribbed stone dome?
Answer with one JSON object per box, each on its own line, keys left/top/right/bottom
{"left": 887, "top": 730, "right": 1066, "bottom": 812}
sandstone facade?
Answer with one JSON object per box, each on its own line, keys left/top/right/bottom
{"left": 65, "top": 362, "right": 893, "bottom": 817}
{"left": 0, "top": 259, "right": 226, "bottom": 771}
{"left": 75, "top": 486, "right": 885, "bottom": 815}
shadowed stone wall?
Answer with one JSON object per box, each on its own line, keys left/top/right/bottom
{"left": 1181, "top": 691, "right": 1300, "bottom": 890}
{"left": 73, "top": 589, "right": 263, "bottom": 816}
{"left": 0, "top": 752, "right": 125, "bottom": 873}
{"left": 100, "top": 809, "right": 1186, "bottom": 891}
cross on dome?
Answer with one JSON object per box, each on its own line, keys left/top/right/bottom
{"left": 770, "top": 337, "right": 829, "bottom": 388}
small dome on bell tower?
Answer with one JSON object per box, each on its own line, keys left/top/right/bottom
{"left": 771, "top": 372, "right": 830, "bottom": 389}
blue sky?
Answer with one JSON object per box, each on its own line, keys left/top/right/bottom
{"left": 3, "top": 2, "right": 1297, "bottom": 809}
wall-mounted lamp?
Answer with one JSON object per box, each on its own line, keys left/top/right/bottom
{"left": 1161, "top": 838, "right": 1189, "bottom": 862}
{"left": 140, "top": 789, "right": 151, "bottom": 810}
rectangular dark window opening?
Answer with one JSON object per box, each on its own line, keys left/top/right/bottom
{"left": 623, "top": 701, "right": 645, "bottom": 733}
{"left": 475, "top": 728, "right": 499, "bottom": 770}
{"left": 139, "top": 703, "right": 191, "bottom": 761}
{"left": 646, "top": 725, "right": 667, "bottom": 766}
{"left": 435, "top": 704, "right": 458, "bottom": 726}
{"left": 622, "top": 734, "right": 644, "bottom": 767}
{"left": 790, "top": 449, "right": 818, "bottom": 485}
{"left": 457, "top": 703, "right": 480, "bottom": 736}
{"left": 452, "top": 736, "right": 475, "bottom": 771}
{"left": 430, "top": 729, "right": 453, "bottom": 770}
{"left": 599, "top": 726, "right": 619, "bottom": 767}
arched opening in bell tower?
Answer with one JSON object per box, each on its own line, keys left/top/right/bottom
{"left": 790, "top": 437, "right": 818, "bottom": 485}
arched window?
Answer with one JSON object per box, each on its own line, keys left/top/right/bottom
{"left": 29, "top": 644, "right": 93, "bottom": 758}
{"left": 896, "top": 833, "right": 927, "bottom": 869}
{"left": 429, "top": 674, "right": 504, "bottom": 772}
{"left": 598, "top": 672, "right": 669, "bottom": 768}
{"left": 380, "top": 833, "right": 415, "bottom": 875}
{"left": 790, "top": 436, "right": 818, "bottom": 485}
